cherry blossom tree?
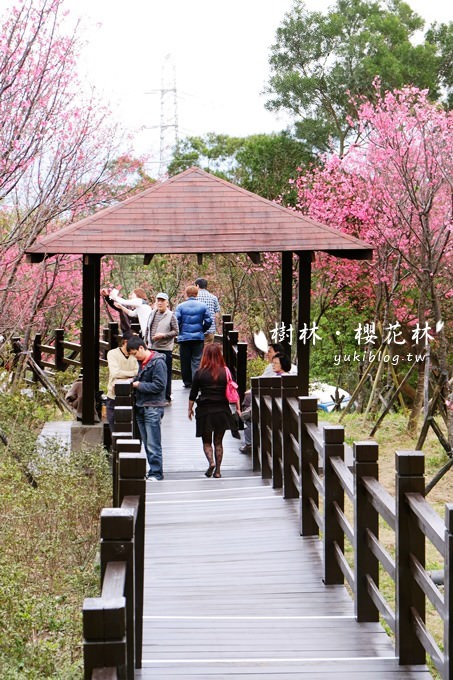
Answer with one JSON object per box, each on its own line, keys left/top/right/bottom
{"left": 0, "top": 0, "right": 153, "bottom": 344}
{"left": 294, "top": 84, "right": 452, "bottom": 432}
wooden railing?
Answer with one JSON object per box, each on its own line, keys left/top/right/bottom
{"left": 221, "top": 314, "right": 247, "bottom": 402}
{"left": 251, "top": 374, "right": 452, "bottom": 679}
{"left": 23, "top": 315, "right": 246, "bottom": 385}
{"left": 82, "top": 382, "right": 145, "bottom": 680}
{"left": 30, "top": 322, "right": 141, "bottom": 375}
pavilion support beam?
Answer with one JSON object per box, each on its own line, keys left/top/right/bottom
{"left": 82, "top": 254, "right": 101, "bottom": 424}
{"left": 143, "top": 254, "right": 154, "bottom": 265}
{"left": 281, "top": 251, "right": 293, "bottom": 359}
{"left": 296, "top": 251, "right": 312, "bottom": 396}
{"left": 197, "top": 254, "right": 203, "bottom": 265}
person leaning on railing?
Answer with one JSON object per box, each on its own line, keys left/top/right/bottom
{"left": 109, "top": 287, "right": 153, "bottom": 338}
{"left": 65, "top": 372, "right": 100, "bottom": 422}
{"left": 106, "top": 331, "right": 138, "bottom": 433}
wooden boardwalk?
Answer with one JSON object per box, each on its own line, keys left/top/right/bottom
{"left": 136, "top": 381, "right": 432, "bottom": 679}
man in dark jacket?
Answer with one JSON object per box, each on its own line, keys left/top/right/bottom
{"left": 175, "top": 285, "right": 212, "bottom": 388}
{"left": 127, "top": 335, "right": 167, "bottom": 480}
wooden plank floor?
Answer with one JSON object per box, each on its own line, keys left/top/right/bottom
{"left": 136, "top": 381, "right": 432, "bottom": 678}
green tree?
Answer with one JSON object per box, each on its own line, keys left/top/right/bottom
{"left": 425, "top": 21, "right": 453, "bottom": 109}
{"left": 233, "top": 132, "right": 314, "bottom": 202}
{"left": 265, "top": 0, "right": 444, "bottom": 156}
{"left": 167, "top": 131, "right": 313, "bottom": 202}
{"left": 167, "top": 133, "right": 243, "bottom": 178}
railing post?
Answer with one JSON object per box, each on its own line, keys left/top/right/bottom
{"left": 113, "top": 437, "right": 141, "bottom": 505}
{"left": 110, "top": 322, "right": 120, "bottom": 350}
{"left": 250, "top": 377, "right": 260, "bottom": 472}
{"left": 113, "top": 406, "right": 134, "bottom": 434}
{"left": 118, "top": 449, "right": 146, "bottom": 671}
{"left": 54, "top": 328, "right": 65, "bottom": 371}
{"left": 354, "top": 441, "right": 380, "bottom": 622}
{"left": 111, "top": 381, "right": 136, "bottom": 505}
{"left": 258, "top": 377, "right": 275, "bottom": 480}
{"left": 299, "top": 396, "right": 318, "bottom": 537}
{"left": 83, "top": 594, "right": 126, "bottom": 679}
{"left": 323, "top": 425, "right": 345, "bottom": 585}
{"left": 228, "top": 330, "right": 239, "bottom": 377}
{"left": 271, "top": 376, "right": 283, "bottom": 489}
{"left": 444, "top": 504, "right": 453, "bottom": 680}
{"left": 222, "top": 318, "right": 234, "bottom": 367}
{"left": 100, "top": 508, "right": 136, "bottom": 680}
{"left": 236, "top": 342, "right": 247, "bottom": 403}
{"left": 32, "top": 334, "right": 42, "bottom": 376}
{"left": 281, "top": 375, "right": 300, "bottom": 499}
{"left": 395, "top": 451, "right": 425, "bottom": 666}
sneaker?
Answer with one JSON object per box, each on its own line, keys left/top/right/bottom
{"left": 146, "top": 471, "right": 163, "bottom": 480}
{"left": 239, "top": 444, "right": 251, "bottom": 454}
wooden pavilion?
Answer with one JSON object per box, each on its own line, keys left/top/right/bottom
{"left": 25, "top": 166, "right": 373, "bottom": 424}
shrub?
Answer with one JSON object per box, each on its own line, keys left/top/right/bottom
{"left": 0, "top": 392, "right": 111, "bottom": 678}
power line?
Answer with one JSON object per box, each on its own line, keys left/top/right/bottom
{"left": 145, "top": 54, "right": 179, "bottom": 178}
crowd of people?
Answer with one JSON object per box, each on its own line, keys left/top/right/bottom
{"left": 68, "top": 279, "right": 292, "bottom": 482}
{"left": 99, "top": 279, "right": 228, "bottom": 481}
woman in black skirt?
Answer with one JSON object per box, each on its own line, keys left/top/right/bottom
{"left": 188, "top": 343, "right": 239, "bottom": 478}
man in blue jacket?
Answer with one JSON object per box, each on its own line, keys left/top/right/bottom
{"left": 127, "top": 335, "right": 167, "bottom": 480}
{"left": 175, "top": 285, "right": 212, "bottom": 388}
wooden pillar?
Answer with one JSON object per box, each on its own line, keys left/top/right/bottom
{"left": 222, "top": 317, "right": 234, "bottom": 367}
{"left": 323, "top": 425, "right": 345, "bottom": 585}
{"left": 354, "top": 441, "right": 380, "bottom": 622}
{"left": 100, "top": 508, "right": 135, "bottom": 679}
{"left": 54, "top": 329, "right": 65, "bottom": 371}
{"left": 32, "top": 334, "right": 42, "bottom": 374}
{"left": 281, "top": 251, "right": 293, "bottom": 358}
{"left": 299, "top": 396, "right": 319, "bottom": 537}
{"left": 118, "top": 450, "right": 146, "bottom": 671}
{"left": 82, "top": 255, "right": 101, "bottom": 424}
{"left": 395, "top": 451, "right": 425, "bottom": 665}
{"left": 237, "top": 342, "right": 247, "bottom": 403}
{"left": 250, "top": 376, "right": 261, "bottom": 473}
{"left": 270, "top": 376, "right": 283, "bottom": 489}
{"left": 297, "top": 251, "right": 312, "bottom": 395}
{"left": 258, "top": 377, "right": 275, "bottom": 480}
{"left": 281, "top": 375, "right": 300, "bottom": 499}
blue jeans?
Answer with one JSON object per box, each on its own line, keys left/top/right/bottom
{"left": 135, "top": 406, "right": 164, "bottom": 479}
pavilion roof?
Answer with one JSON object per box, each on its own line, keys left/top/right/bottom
{"left": 26, "top": 166, "right": 373, "bottom": 261}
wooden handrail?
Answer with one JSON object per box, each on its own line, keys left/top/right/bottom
{"left": 251, "top": 377, "right": 452, "bottom": 680}
{"left": 82, "top": 385, "right": 146, "bottom": 680}
{"left": 405, "top": 492, "right": 445, "bottom": 554}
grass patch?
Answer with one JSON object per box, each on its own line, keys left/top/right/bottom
{"left": 0, "top": 390, "right": 111, "bottom": 679}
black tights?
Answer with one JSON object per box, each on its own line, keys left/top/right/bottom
{"left": 202, "top": 430, "right": 224, "bottom": 473}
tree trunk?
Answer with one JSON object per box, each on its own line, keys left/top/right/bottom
{"left": 407, "top": 363, "right": 425, "bottom": 435}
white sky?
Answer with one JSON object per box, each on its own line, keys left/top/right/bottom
{"left": 3, "top": 0, "right": 451, "bottom": 172}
